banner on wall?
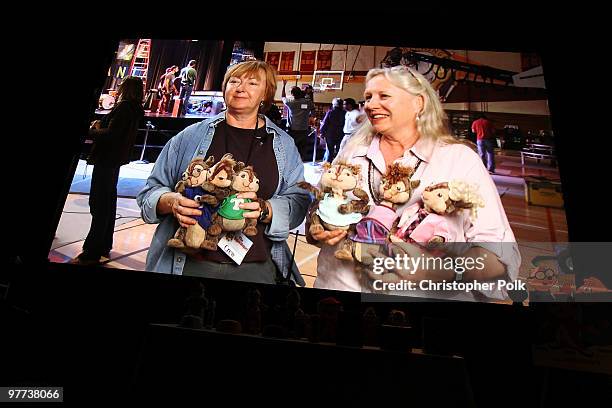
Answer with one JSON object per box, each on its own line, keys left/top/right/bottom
{"left": 113, "top": 41, "right": 136, "bottom": 83}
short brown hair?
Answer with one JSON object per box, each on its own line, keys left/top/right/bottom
{"left": 222, "top": 61, "right": 277, "bottom": 112}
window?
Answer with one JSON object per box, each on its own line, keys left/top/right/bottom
{"left": 265, "top": 52, "right": 280, "bottom": 71}
{"left": 300, "top": 50, "right": 316, "bottom": 72}
{"left": 279, "top": 51, "right": 295, "bottom": 73}
{"left": 316, "top": 50, "right": 332, "bottom": 71}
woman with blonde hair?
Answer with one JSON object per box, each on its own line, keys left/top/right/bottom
{"left": 308, "top": 65, "right": 520, "bottom": 301}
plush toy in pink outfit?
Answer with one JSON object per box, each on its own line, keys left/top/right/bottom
{"left": 395, "top": 180, "right": 485, "bottom": 246}
{"left": 349, "top": 163, "right": 420, "bottom": 264}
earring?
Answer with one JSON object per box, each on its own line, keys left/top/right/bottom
{"left": 416, "top": 112, "right": 421, "bottom": 122}
{"left": 260, "top": 100, "right": 264, "bottom": 107}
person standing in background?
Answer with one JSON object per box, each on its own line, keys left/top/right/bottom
{"left": 303, "top": 84, "right": 315, "bottom": 103}
{"left": 282, "top": 79, "right": 314, "bottom": 161}
{"left": 264, "top": 102, "right": 283, "bottom": 127}
{"left": 72, "top": 77, "right": 145, "bottom": 265}
{"left": 471, "top": 113, "right": 497, "bottom": 173}
{"left": 158, "top": 65, "right": 179, "bottom": 114}
{"left": 319, "top": 98, "right": 345, "bottom": 162}
{"left": 338, "top": 97, "right": 365, "bottom": 153}
{"left": 179, "top": 60, "right": 197, "bottom": 116}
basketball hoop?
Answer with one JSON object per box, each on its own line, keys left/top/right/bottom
{"left": 312, "top": 70, "right": 344, "bottom": 92}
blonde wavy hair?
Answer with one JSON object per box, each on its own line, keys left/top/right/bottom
{"left": 448, "top": 180, "right": 485, "bottom": 220}
{"left": 337, "top": 65, "right": 472, "bottom": 162}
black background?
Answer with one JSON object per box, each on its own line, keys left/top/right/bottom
{"left": 5, "top": 7, "right": 611, "bottom": 405}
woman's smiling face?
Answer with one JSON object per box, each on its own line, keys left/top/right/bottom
{"left": 363, "top": 74, "right": 422, "bottom": 136}
{"left": 224, "top": 69, "right": 266, "bottom": 115}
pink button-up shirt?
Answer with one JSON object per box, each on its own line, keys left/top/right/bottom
{"left": 314, "top": 134, "right": 521, "bottom": 301}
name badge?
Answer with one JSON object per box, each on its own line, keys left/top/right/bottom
{"left": 301, "top": 104, "right": 308, "bottom": 109}
{"left": 218, "top": 232, "right": 253, "bottom": 265}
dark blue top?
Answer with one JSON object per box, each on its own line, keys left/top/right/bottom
{"left": 320, "top": 107, "right": 346, "bottom": 140}
{"left": 184, "top": 186, "right": 217, "bottom": 229}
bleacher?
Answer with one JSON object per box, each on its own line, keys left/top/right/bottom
{"left": 521, "top": 143, "right": 557, "bottom": 167}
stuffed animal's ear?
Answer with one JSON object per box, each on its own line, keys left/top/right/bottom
{"left": 411, "top": 180, "right": 421, "bottom": 189}
{"left": 350, "top": 164, "right": 362, "bottom": 175}
{"left": 322, "top": 162, "right": 332, "bottom": 170}
{"left": 235, "top": 161, "right": 246, "bottom": 172}
{"left": 221, "top": 154, "right": 237, "bottom": 171}
{"left": 205, "top": 156, "right": 215, "bottom": 166}
{"left": 220, "top": 153, "right": 236, "bottom": 167}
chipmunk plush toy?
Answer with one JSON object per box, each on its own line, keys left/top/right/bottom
{"left": 208, "top": 162, "right": 260, "bottom": 242}
{"left": 394, "top": 180, "right": 485, "bottom": 246}
{"left": 167, "top": 156, "right": 216, "bottom": 250}
{"left": 348, "top": 163, "right": 420, "bottom": 265}
{"left": 298, "top": 162, "right": 370, "bottom": 260}
{"left": 196, "top": 153, "right": 237, "bottom": 250}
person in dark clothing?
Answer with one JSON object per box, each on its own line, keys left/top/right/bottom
{"left": 303, "top": 84, "right": 315, "bottom": 103}
{"left": 320, "top": 98, "right": 345, "bottom": 162}
{"left": 281, "top": 79, "right": 314, "bottom": 161}
{"left": 264, "top": 102, "right": 282, "bottom": 126}
{"left": 179, "top": 60, "right": 197, "bottom": 116}
{"left": 72, "top": 76, "right": 145, "bottom": 265}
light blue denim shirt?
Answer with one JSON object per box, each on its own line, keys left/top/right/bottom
{"left": 136, "top": 112, "right": 311, "bottom": 286}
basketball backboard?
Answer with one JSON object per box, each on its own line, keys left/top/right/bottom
{"left": 312, "top": 70, "right": 344, "bottom": 91}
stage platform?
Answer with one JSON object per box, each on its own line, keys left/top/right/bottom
{"left": 95, "top": 109, "right": 206, "bottom": 131}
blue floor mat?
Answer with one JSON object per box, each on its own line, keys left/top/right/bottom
{"left": 70, "top": 176, "right": 147, "bottom": 198}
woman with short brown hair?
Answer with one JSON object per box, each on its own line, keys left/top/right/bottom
{"left": 138, "top": 61, "right": 310, "bottom": 284}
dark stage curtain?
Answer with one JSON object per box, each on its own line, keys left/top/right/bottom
{"left": 146, "top": 40, "right": 230, "bottom": 92}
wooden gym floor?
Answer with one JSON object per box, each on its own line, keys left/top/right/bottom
{"left": 50, "top": 152, "right": 567, "bottom": 289}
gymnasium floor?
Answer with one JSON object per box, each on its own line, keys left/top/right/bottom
{"left": 50, "top": 152, "right": 567, "bottom": 290}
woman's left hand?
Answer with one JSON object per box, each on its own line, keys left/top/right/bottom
{"left": 237, "top": 192, "right": 262, "bottom": 220}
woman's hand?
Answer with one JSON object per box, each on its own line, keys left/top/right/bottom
{"left": 169, "top": 194, "right": 202, "bottom": 228}
{"left": 237, "top": 192, "right": 262, "bottom": 220}
{"left": 310, "top": 229, "right": 347, "bottom": 246}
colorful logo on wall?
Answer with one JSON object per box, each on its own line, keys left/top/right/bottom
{"left": 117, "top": 43, "right": 136, "bottom": 61}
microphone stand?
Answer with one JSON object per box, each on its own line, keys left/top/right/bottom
{"left": 134, "top": 121, "right": 155, "bottom": 164}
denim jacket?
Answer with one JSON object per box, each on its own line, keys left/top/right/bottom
{"left": 136, "top": 112, "right": 311, "bottom": 285}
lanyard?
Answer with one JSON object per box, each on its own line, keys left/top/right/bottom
{"left": 368, "top": 157, "right": 423, "bottom": 205}
{"left": 224, "top": 115, "right": 262, "bottom": 166}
